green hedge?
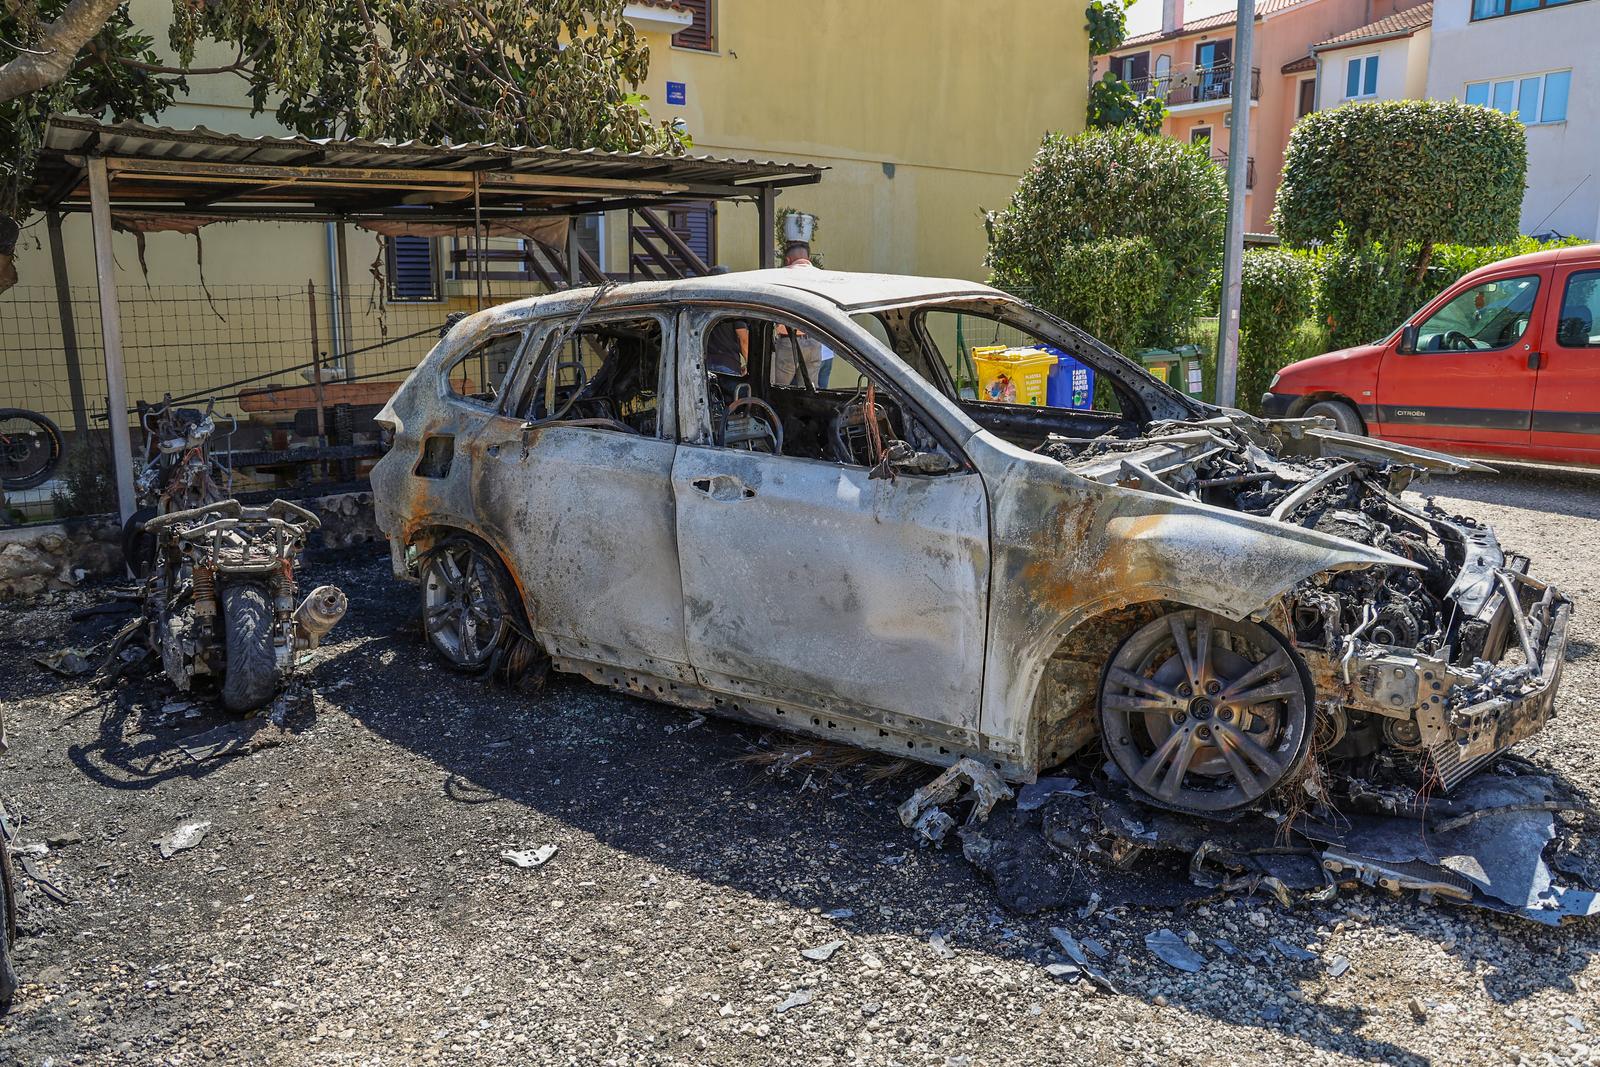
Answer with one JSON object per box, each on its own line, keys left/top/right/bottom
{"left": 1275, "top": 100, "right": 1526, "bottom": 250}
{"left": 1317, "top": 233, "right": 1589, "bottom": 348}
{"left": 987, "top": 129, "right": 1226, "bottom": 348}
{"left": 1237, "top": 248, "right": 1320, "bottom": 409}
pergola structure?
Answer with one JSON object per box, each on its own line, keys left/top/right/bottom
{"left": 27, "top": 115, "right": 825, "bottom": 522}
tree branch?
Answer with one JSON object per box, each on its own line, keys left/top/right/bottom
{"left": 114, "top": 42, "right": 262, "bottom": 77}
{"left": 0, "top": 0, "right": 123, "bottom": 105}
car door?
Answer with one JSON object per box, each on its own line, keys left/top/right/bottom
{"left": 1530, "top": 261, "right": 1600, "bottom": 462}
{"left": 669, "top": 305, "right": 991, "bottom": 738}
{"left": 467, "top": 308, "right": 693, "bottom": 678}
{"left": 1374, "top": 269, "right": 1547, "bottom": 453}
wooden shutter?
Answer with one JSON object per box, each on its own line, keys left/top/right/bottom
{"left": 672, "top": 0, "right": 716, "bottom": 51}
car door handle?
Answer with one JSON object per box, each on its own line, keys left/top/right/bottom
{"left": 1528, "top": 351, "right": 1542, "bottom": 370}
{"left": 690, "top": 475, "right": 756, "bottom": 501}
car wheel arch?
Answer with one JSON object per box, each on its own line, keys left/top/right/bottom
{"left": 406, "top": 524, "right": 534, "bottom": 627}
{"left": 1292, "top": 392, "right": 1367, "bottom": 433}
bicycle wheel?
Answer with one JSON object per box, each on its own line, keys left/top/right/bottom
{"left": 0, "top": 409, "right": 64, "bottom": 491}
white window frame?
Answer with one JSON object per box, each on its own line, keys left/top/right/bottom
{"left": 1344, "top": 53, "right": 1380, "bottom": 100}
{"left": 1465, "top": 68, "right": 1572, "bottom": 125}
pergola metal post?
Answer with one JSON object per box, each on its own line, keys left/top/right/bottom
{"left": 45, "top": 209, "right": 89, "bottom": 436}
{"left": 758, "top": 188, "right": 776, "bottom": 269}
{"left": 85, "top": 155, "right": 136, "bottom": 523}
{"left": 1214, "top": 0, "right": 1256, "bottom": 409}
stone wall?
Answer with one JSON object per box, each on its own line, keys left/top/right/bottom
{"left": 0, "top": 517, "right": 124, "bottom": 601}
{"left": 0, "top": 491, "right": 383, "bottom": 603}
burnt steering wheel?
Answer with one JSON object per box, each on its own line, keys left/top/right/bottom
{"left": 721, "top": 396, "right": 783, "bottom": 454}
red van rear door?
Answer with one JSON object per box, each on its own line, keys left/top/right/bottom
{"left": 1531, "top": 262, "right": 1600, "bottom": 462}
{"left": 1374, "top": 269, "right": 1547, "bottom": 450}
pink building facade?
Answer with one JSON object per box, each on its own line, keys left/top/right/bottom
{"left": 1095, "top": 0, "right": 1430, "bottom": 232}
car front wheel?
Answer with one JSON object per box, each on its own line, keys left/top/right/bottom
{"left": 1303, "top": 399, "right": 1364, "bottom": 436}
{"left": 1098, "top": 608, "right": 1313, "bottom": 814}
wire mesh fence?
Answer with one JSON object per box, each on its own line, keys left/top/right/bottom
{"left": 1, "top": 281, "right": 498, "bottom": 526}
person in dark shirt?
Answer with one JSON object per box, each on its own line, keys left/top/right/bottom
{"left": 705, "top": 265, "right": 749, "bottom": 376}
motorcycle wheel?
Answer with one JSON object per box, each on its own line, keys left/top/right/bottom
{"left": 0, "top": 409, "right": 64, "bottom": 491}
{"left": 220, "top": 583, "right": 282, "bottom": 712}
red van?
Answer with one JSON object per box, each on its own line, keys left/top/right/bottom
{"left": 1261, "top": 244, "right": 1600, "bottom": 465}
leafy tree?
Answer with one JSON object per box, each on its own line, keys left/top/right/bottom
{"left": 1235, "top": 247, "right": 1318, "bottom": 406}
{"left": 987, "top": 129, "right": 1227, "bottom": 348}
{"left": 0, "top": 0, "right": 679, "bottom": 280}
{"left": 1083, "top": 0, "right": 1166, "bottom": 132}
{"left": 1274, "top": 99, "right": 1526, "bottom": 279}
{"left": 1087, "top": 73, "right": 1165, "bottom": 134}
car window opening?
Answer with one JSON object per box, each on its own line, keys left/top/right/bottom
{"left": 699, "top": 311, "right": 957, "bottom": 473}
{"left": 523, "top": 316, "right": 663, "bottom": 437}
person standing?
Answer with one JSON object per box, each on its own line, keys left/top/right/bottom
{"left": 772, "top": 242, "right": 831, "bottom": 388}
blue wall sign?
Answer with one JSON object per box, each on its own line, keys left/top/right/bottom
{"left": 666, "top": 81, "right": 687, "bottom": 106}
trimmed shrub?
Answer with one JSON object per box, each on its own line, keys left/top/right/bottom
{"left": 1237, "top": 248, "right": 1320, "bottom": 409}
{"left": 1276, "top": 100, "right": 1526, "bottom": 254}
{"left": 987, "top": 129, "right": 1226, "bottom": 348}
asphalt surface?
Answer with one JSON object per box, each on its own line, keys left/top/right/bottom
{"left": 1, "top": 464, "right": 1598, "bottom": 1066}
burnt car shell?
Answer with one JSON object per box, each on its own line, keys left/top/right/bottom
{"left": 370, "top": 270, "right": 1571, "bottom": 817}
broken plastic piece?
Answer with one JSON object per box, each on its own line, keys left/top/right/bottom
{"left": 501, "top": 844, "right": 557, "bottom": 869}
{"left": 1268, "top": 938, "right": 1317, "bottom": 962}
{"left": 1145, "top": 928, "right": 1206, "bottom": 972}
{"left": 154, "top": 819, "right": 211, "bottom": 859}
{"left": 774, "top": 989, "right": 813, "bottom": 1014}
{"left": 800, "top": 941, "right": 844, "bottom": 962}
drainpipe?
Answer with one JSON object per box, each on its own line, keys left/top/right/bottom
{"left": 1311, "top": 46, "right": 1324, "bottom": 110}
{"left": 324, "top": 223, "right": 344, "bottom": 362}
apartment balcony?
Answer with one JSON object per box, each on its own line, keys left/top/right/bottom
{"left": 1127, "top": 62, "right": 1261, "bottom": 112}
{"left": 1212, "top": 152, "right": 1256, "bottom": 190}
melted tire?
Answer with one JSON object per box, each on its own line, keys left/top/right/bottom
{"left": 221, "top": 583, "right": 282, "bottom": 712}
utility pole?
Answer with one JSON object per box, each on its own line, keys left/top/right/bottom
{"left": 1214, "top": 0, "right": 1255, "bottom": 409}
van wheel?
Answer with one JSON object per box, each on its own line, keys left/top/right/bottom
{"left": 1304, "top": 399, "right": 1363, "bottom": 435}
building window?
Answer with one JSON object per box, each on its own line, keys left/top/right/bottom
{"left": 1345, "top": 55, "right": 1379, "bottom": 99}
{"left": 1297, "top": 77, "right": 1317, "bottom": 118}
{"left": 1190, "top": 126, "right": 1212, "bottom": 144}
{"left": 387, "top": 236, "right": 441, "bottom": 302}
{"left": 1115, "top": 51, "right": 1150, "bottom": 85}
{"left": 672, "top": 0, "right": 716, "bottom": 51}
{"left": 1466, "top": 70, "right": 1571, "bottom": 123}
{"left": 1473, "top": 0, "right": 1588, "bottom": 21}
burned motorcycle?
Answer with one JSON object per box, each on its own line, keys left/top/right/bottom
{"left": 123, "top": 396, "right": 238, "bottom": 575}
{"left": 135, "top": 499, "right": 346, "bottom": 712}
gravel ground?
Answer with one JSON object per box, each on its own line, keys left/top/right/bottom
{"left": 2, "top": 464, "right": 1599, "bottom": 1067}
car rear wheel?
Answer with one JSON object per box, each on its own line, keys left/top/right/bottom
{"left": 1098, "top": 608, "right": 1312, "bottom": 814}
{"left": 420, "top": 535, "right": 516, "bottom": 671}
{"left": 1304, "top": 399, "right": 1363, "bottom": 436}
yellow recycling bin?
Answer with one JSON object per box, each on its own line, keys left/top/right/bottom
{"left": 972, "top": 346, "right": 1055, "bottom": 406}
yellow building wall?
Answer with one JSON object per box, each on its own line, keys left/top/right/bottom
{"left": 4, "top": 1, "right": 1084, "bottom": 441}
{"left": 628, "top": 0, "right": 1085, "bottom": 277}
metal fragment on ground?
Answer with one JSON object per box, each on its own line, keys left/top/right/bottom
{"left": 155, "top": 819, "right": 211, "bottom": 859}
{"left": 1145, "top": 928, "right": 1206, "bottom": 972}
{"left": 898, "top": 757, "right": 1014, "bottom": 844}
{"left": 800, "top": 940, "right": 844, "bottom": 962}
{"left": 1048, "top": 927, "right": 1089, "bottom": 966}
{"left": 1326, "top": 954, "right": 1351, "bottom": 978}
{"left": 1268, "top": 938, "right": 1317, "bottom": 962}
{"left": 928, "top": 931, "right": 956, "bottom": 959}
{"left": 1016, "top": 777, "right": 1087, "bottom": 812}
{"left": 501, "top": 844, "right": 557, "bottom": 869}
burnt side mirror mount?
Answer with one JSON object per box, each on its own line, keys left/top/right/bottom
{"left": 1398, "top": 324, "right": 1419, "bottom": 354}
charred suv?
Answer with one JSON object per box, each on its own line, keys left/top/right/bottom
{"left": 370, "top": 270, "right": 1572, "bottom": 817}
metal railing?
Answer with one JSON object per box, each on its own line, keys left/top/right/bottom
{"left": 1212, "top": 152, "right": 1256, "bottom": 190}
{"left": 1127, "top": 63, "right": 1261, "bottom": 107}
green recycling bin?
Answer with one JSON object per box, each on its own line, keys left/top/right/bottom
{"left": 1135, "top": 344, "right": 1206, "bottom": 399}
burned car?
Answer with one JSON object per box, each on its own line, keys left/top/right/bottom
{"left": 370, "top": 271, "right": 1571, "bottom": 817}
